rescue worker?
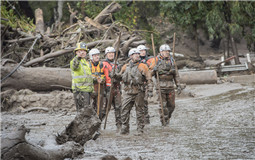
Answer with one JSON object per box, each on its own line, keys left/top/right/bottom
{"left": 89, "top": 48, "right": 107, "bottom": 120}
{"left": 149, "top": 44, "right": 181, "bottom": 126}
{"left": 70, "top": 42, "right": 94, "bottom": 112}
{"left": 137, "top": 45, "right": 152, "bottom": 124}
{"left": 113, "top": 48, "right": 153, "bottom": 135}
{"left": 103, "top": 46, "right": 122, "bottom": 132}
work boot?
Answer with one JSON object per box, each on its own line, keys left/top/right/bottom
{"left": 161, "top": 119, "right": 169, "bottom": 126}
{"left": 116, "top": 124, "right": 122, "bottom": 133}
{"left": 134, "top": 129, "right": 143, "bottom": 136}
{"left": 120, "top": 128, "right": 129, "bottom": 135}
{"left": 144, "top": 118, "right": 150, "bottom": 125}
{"left": 92, "top": 131, "right": 101, "bottom": 140}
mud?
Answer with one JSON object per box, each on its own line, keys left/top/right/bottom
{"left": 1, "top": 77, "right": 255, "bottom": 160}
{"left": 1, "top": 89, "right": 75, "bottom": 112}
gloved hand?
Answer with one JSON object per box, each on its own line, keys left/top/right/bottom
{"left": 109, "top": 72, "right": 116, "bottom": 79}
{"left": 106, "top": 86, "right": 110, "bottom": 93}
{"left": 177, "top": 85, "right": 182, "bottom": 95}
{"left": 153, "top": 65, "right": 158, "bottom": 72}
{"left": 147, "top": 91, "right": 153, "bottom": 98}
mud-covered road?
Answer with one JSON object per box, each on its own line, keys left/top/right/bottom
{"left": 1, "top": 81, "right": 255, "bottom": 160}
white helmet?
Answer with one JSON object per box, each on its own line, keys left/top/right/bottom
{"left": 105, "top": 46, "right": 116, "bottom": 55}
{"left": 89, "top": 48, "right": 100, "bottom": 60}
{"left": 159, "top": 44, "right": 171, "bottom": 52}
{"left": 128, "top": 48, "right": 140, "bottom": 57}
{"left": 137, "top": 45, "right": 148, "bottom": 51}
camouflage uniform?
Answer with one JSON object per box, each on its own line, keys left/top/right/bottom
{"left": 117, "top": 61, "right": 152, "bottom": 134}
{"left": 140, "top": 56, "right": 154, "bottom": 124}
{"left": 149, "top": 55, "right": 180, "bottom": 126}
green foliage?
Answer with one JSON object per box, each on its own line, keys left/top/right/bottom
{"left": 1, "top": 4, "right": 35, "bottom": 32}
{"left": 160, "top": 1, "right": 207, "bottom": 30}
{"left": 28, "top": 1, "right": 57, "bottom": 25}
{"left": 75, "top": 1, "right": 109, "bottom": 19}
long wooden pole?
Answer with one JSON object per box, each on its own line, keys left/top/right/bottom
{"left": 104, "top": 33, "right": 121, "bottom": 129}
{"left": 97, "top": 82, "right": 101, "bottom": 118}
{"left": 172, "top": 33, "right": 179, "bottom": 76}
{"left": 151, "top": 34, "right": 165, "bottom": 126}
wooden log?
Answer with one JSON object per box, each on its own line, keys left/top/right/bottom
{"left": 179, "top": 70, "right": 218, "bottom": 84}
{"left": 1, "top": 125, "right": 84, "bottom": 160}
{"left": 23, "top": 48, "right": 74, "bottom": 67}
{"left": 121, "top": 37, "right": 137, "bottom": 57}
{"left": 1, "top": 66, "right": 218, "bottom": 92}
{"left": 1, "top": 66, "right": 72, "bottom": 91}
{"left": 24, "top": 39, "right": 115, "bottom": 67}
{"left": 56, "top": 107, "right": 101, "bottom": 145}
{"left": 85, "top": 16, "right": 107, "bottom": 30}
{"left": 130, "top": 40, "right": 147, "bottom": 47}
{"left": 35, "top": 8, "right": 44, "bottom": 34}
{"left": 93, "top": 2, "right": 121, "bottom": 24}
{"left": 3, "top": 36, "right": 37, "bottom": 43}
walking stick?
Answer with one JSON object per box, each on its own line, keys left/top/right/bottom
{"left": 151, "top": 34, "right": 166, "bottom": 126}
{"left": 97, "top": 81, "right": 101, "bottom": 118}
{"left": 172, "top": 33, "right": 179, "bottom": 75}
{"left": 104, "top": 33, "right": 121, "bottom": 129}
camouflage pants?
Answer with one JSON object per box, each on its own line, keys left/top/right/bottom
{"left": 91, "top": 83, "right": 105, "bottom": 120}
{"left": 158, "top": 89, "right": 175, "bottom": 126}
{"left": 121, "top": 91, "right": 145, "bottom": 133}
{"left": 73, "top": 91, "right": 91, "bottom": 112}
{"left": 106, "top": 85, "right": 122, "bottom": 128}
{"left": 143, "top": 88, "right": 150, "bottom": 123}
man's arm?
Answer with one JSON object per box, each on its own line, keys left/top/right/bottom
{"left": 70, "top": 56, "right": 81, "bottom": 71}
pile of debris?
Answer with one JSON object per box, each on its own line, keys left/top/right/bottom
{"left": 1, "top": 2, "right": 147, "bottom": 68}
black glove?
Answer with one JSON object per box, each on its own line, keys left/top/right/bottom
{"left": 153, "top": 65, "right": 158, "bottom": 72}
{"left": 148, "top": 91, "right": 153, "bottom": 98}
{"left": 177, "top": 85, "right": 182, "bottom": 95}
{"left": 106, "top": 86, "right": 110, "bottom": 93}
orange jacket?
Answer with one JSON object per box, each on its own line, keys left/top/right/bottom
{"left": 103, "top": 60, "right": 118, "bottom": 87}
{"left": 89, "top": 61, "right": 107, "bottom": 81}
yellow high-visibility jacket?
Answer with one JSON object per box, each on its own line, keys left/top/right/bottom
{"left": 70, "top": 56, "right": 94, "bottom": 92}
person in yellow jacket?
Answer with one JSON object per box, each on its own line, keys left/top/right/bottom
{"left": 70, "top": 42, "right": 95, "bottom": 112}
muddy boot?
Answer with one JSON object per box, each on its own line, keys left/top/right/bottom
{"left": 134, "top": 129, "right": 143, "bottom": 136}
{"left": 120, "top": 126, "right": 129, "bottom": 135}
{"left": 161, "top": 118, "right": 169, "bottom": 126}
{"left": 144, "top": 118, "right": 150, "bottom": 125}
{"left": 92, "top": 131, "right": 101, "bottom": 140}
{"left": 116, "top": 124, "right": 122, "bottom": 133}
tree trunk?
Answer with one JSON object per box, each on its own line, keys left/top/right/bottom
{"left": 230, "top": 37, "right": 240, "bottom": 64}
{"left": 93, "top": 2, "right": 122, "bottom": 24}
{"left": 1, "top": 125, "right": 84, "bottom": 160}
{"left": 57, "top": 0, "right": 64, "bottom": 23}
{"left": 56, "top": 107, "right": 101, "bottom": 146}
{"left": 1, "top": 66, "right": 72, "bottom": 91}
{"left": 35, "top": 8, "right": 44, "bottom": 34}
{"left": 1, "top": 66, "right": 220, "bottom": 92}
{"left": 194, "top": 25, "right": 201, "bottom": 61}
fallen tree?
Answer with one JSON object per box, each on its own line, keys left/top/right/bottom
{"left": 1, "top": 66, "right": 218, "bottom": 92}
{"left": 1, "top": 66, "right": 72, "bottom": 91}
{"left": 1, "top": 125, "right": 84, "bottom": 160}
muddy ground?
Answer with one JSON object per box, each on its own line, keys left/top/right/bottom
{"left": 1, "top": 75, "right": 255, "bottom": 160}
